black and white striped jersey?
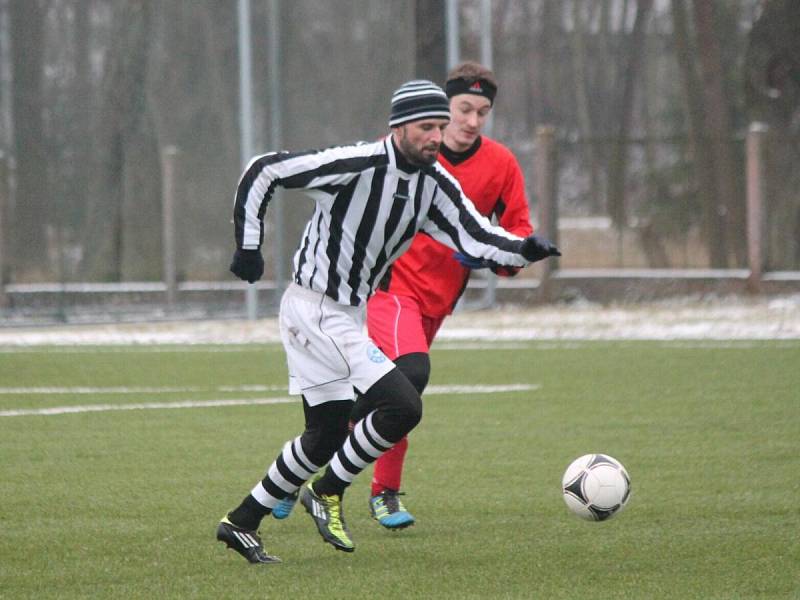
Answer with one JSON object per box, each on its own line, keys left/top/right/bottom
{"left": 233, "top": 135, "right": 529, "bottom": 307}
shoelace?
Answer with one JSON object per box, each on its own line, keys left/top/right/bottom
{"left": 382, "top": 491, "right": 406, "bottom": 513}
{"left": 322, "top": 495, "right": 342, "bottom": 524}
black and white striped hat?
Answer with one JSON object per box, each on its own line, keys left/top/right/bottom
{"left": 389, "top": 80, "right": 450, "bottom": 127}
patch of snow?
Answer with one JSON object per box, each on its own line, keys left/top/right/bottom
{"left": 0, "top": 295, "right": 798, "bottom": 346}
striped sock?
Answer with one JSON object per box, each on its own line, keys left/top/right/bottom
{"left": 314, "top": 412, "right": 392, "bottom": 496}
{"left": 246, "top": 435, "right": 320, "bottom": 511}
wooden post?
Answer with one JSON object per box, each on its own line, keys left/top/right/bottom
{"left": 161, "top": 146, "right": 179, "bottom": 307}
{"left": 534, "top": 125, "right": 559, "bottom": 298}
{"left": 746, "top": 123, "right": 767, "bottom": 294}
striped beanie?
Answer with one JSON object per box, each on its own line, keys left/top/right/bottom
{"left": 389, "top": 80, "right": 450, "bottom": 127}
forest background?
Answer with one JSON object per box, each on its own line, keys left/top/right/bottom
{"left": 1, "top": 0, "right": 798, "bottom": 289}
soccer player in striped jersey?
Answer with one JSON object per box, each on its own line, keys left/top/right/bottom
{"left": 216, "top": 80, "right": 560, "bottom": 563}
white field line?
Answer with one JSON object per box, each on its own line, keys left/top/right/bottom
{"left": 0, "top": 342, "right": 559, "bottom": 353}
{"left": 0, "top": 346, "right": 262, "bottom": 354}
{"left": 1, "top": 339, "right": 796, "bottom": 355}
{"left": 0, "top": 384, "right": 286, "bottom": 395}
{"left": 425, "top": 384, "right": 538, "bottom": 394}
{"left": 0, "top": 397, "right": 295, "bottom": 416}
{"left": 0, "top": 383, "right": 540, "bottom": 417}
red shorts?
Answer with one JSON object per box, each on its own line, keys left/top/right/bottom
{"left": 366, "top": 290, "right": 445, "bottom": 360}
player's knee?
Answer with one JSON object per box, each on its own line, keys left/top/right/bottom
{"left": 375, "top": 393, "right": 421, "bottom": 441}
{"left": 387, "top": 380, "right": 423, "bottom": 435}
{"left": 395, "top": 352, "right": 431, "bottom": 395}
{"left": 363, "top": 368, "right": 423, "bottom": 441}
{"left": 400, "top": 391, "right": 423, "bottom": 431}
{"left": 300, "top": 421, "right": 349, "bottom": 466}
{"left": 299, "top": 399, "right": 352, "bottom": 466}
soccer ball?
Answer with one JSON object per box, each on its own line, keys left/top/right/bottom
{"left": 562, "top": 454, "right": 631, "bottom": 521}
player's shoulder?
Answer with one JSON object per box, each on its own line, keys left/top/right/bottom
{"left": 479, "top": 137, "right": 525, "bottom": 180}
{"left": 430, "top": 160, "right": 461, "bottom": 184}
{"left": 324, "top": 138, "right": 385, "bottom": 156}
{"left": 303, "top": 138, "right": 388, "bottom": 167}
{"left": 428, "top": 161, "right": 464, "bottom": 196}
{"left": 479, "top": 136, "right": 517, "bottom": 162}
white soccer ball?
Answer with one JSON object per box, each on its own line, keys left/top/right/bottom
{"left": 562, "top": 453, "right": 631, "bottom": 521}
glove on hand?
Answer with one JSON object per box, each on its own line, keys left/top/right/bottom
{"left": 453, "top": 251, "right": 489, "bottom": 270}
{"left": 230, "top": 248, "right": 264, "bottom": 283}
{"left": 520, "top": 235, "right": 561, "bottom": 263}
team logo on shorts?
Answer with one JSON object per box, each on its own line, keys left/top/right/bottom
{"left": 366, "top": 343, "right": 387, "bottom": 363}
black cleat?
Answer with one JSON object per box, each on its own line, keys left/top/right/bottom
{"left": 216, "top": 516, "right": 281, "bottom": 564}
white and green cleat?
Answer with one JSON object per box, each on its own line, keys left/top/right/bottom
{"left": 300, "top": 482, "right": 355, "bottom": 552}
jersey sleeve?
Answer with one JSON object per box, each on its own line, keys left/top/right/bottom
{"left": 497, "top": 156, "right": 533, "bottom": 236}
{"left": 421, "top": 168, "right": 529, "bottom": 268}
{"left": 492, "top": 154, "right": 534, "bottom": 277}
{"left": 232, "top": 144, "right": 372, "bottom": 250}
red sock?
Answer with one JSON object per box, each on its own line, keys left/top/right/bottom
{"left": 371, "top": 436, "right": 408, "bottom": 496}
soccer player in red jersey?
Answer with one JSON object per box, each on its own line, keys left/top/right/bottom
{"left": 358, "top": 62, "right": 534, "bottom": 528}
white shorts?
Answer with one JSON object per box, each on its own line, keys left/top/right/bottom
{"left": 278, "top": 283, "right": 396, "bottom": 406}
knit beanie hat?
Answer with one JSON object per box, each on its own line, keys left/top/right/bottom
{"left": 388, "top": 80, "right": 450, "bottom": 127}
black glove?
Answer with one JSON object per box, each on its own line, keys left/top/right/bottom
{"left": 520, "top": 235, "right": 561, "bottom": 263}
{"left": 229, "top": 248, "right": 264, "bottom": 283}
{"left": 453, "top": 251, "right": 490, "bottom": 270}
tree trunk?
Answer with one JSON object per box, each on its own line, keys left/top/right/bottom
{"left": 79, "top": 1, "right": 153, "bottom": 280}
{"left": 693, "top": 0, "right": 745, "bottom": 267}
{"left": 9, "top": 0, "right": 47, "bottom": 278}
{"left": 670, "top": 0, "right": 723, "bottom": 267}
{"left": 414, "top": 0, "right": 446, "bottom": 83}
{"left": 745, "top": 0, "right": 800, "bottom": 269}
{"left": 597, "top": 0, "right": 615, "bottom": 141}
{"left": 537, "top": 0, "right": 560, "bottom": 125}
{"left": 198, "top": 4, "right": 239, "bottom": 172}
{"left": 570, "top": 0, "right": 603, "bottom": 214}
{"left": 70, "top": 0, "right": 91, "bottom": 251}
{"left": 521, "top": 1, "right": 538, "bottom": 134}
{"left": 606, "top": 0, "right": 653, "bottom": 265}
{"left": 636, "top": 17, "right": 671, "bottom": 268}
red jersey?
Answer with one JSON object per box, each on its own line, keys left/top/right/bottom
{"left": 378, "top": 136, "right": 533, "bottom": 317}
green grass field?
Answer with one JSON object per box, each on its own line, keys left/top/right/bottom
{"left": 1, "top": 340, "right": 799, "bottom": 599}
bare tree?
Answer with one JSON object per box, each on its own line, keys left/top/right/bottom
{"left": 745, "top": 0, "right": 800, "bottom": 269}
{"left": 671, "top": 0, "right": 724, "bottom": 267}
{"left": 536, "top": 0, "right": 562, "bottom": 126}
{"left": 570, "top": 0, "right": 603, "bottom": 214}
{"left": 606, "top": 0, "right": 653, "bottom": 265}
{"left": 0, "top": 0, "right": 782, "bottom": 289}
{"left": 198, "top": 4, "right": 239, "bottom": 174}
{"left": 597, "top": 0, "right": 620, "bottom": 141}
{"left": 693, "top": 0, "right": 745, "bottom": 267}
{"left": 79, "top": 1, "right": 155, "bottom": 280}
{"left": 415, "top": 0, "right": 447, "bottom": 83}
{"left": 71, "top": 0, "right": 92, "bottom": 244}
{"left": 9, "top": 0, "right": 47, "bottom": 278}
{"left": 519, "top": 0, "right": 539, "bottom": 134}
